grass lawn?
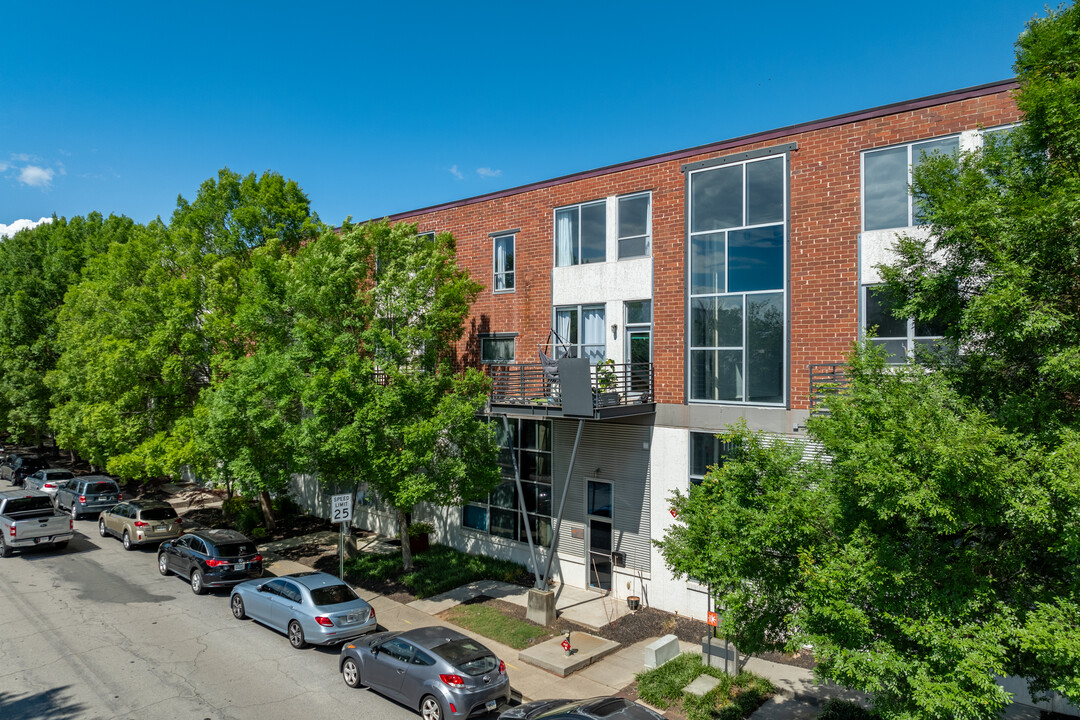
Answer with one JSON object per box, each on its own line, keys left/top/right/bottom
{"left": 342, "top": 543, "right": 530, "bottom": 599}
{"left": 441, "top": 603, "right": 550, "bottom": 649}
{"left": 636, "top": 653, "right": 773, "bottom": 720}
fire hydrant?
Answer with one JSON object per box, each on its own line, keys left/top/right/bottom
{"left": 561, "top": 632, "right": 572, "bottom": 656}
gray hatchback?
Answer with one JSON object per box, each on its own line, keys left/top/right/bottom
{"left": 339, "top": 626, "right": 510, "bottom": 720}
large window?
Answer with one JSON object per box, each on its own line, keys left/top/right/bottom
{"left": 555, "top": 305, "right": 606, "bottom": 364}
{"left": 462, "top": 419, "right": 552, "bottom": 547}
{"left": 689, "top": 154, "right": 787, "bottom": 405}
{"left": 690, "top": 432, "right": 733, "bottom": 486}
{"left": 863, "top": 285, "right": 945, "bottom": 364}
{"left": 493, "top": 233, "right": 515, "bottom": 292}
{"left": 555, "top": 201, "right": 606, "bottom": 266}
{"left": 862, "top": 136, "right": 959, "bottom": 231}
{"left": 480, "top": 334, "right": 515, "bottom": 364}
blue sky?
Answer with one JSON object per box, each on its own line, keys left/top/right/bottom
{"left": 1, "top": 0, "right": 1046, "bottom": 234}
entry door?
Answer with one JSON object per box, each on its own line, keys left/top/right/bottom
{"left": 627, "top": 329, "right": 652, "bottom": 393}
{"left": 587, "top": 480, "right": 613, "bottom": 590}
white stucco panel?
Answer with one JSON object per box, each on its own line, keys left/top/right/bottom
{"left": 860, "top": 226, "right": 933, "bottom": 284}
{"left": 552, "top": 257, "right": 652, "bottom": 307}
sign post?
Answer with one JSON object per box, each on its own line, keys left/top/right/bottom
{"left": 331, "top": 493, "right": 353, "bottom": 579}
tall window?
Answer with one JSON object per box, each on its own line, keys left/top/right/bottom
{"left": 690, "top": 432, "right": 733, "bottom": 486}
{"left": 555, "top": 305, "right": 606, "bottom": 364}
{"left": 462, "top": 419, "right": 552, "bottom": 547}
{"left": 862, "top": 136, "right": 959, "bottom": 231}
{"left": 493, "top": 233, "right": 515, "bottom": 292}
{"left": 618, "top": 193, "right": 651, "bottom": 259}
{"left": 689, "top": 154, "right": 787, "bottom": 405}
{"left": 555, "top": 201, "right": 605, "bottom": 266}
{"left": 625, "top": 300, "right": 652, "bottom": 392}
{"left": 863, "top": 285, "right": 945, "bottom": 364}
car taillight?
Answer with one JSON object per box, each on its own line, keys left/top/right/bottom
{"left": 9, "top": 525, "right": 15, "bottom": 537}
{"left": 252, "top": 554, "right": 262, "bottom": 563}
{"left": 369, "top": 607, "right": 375, "bottom": 621}
{"left": 315, "top": 616, "right": 334, "bottom": 627}
{"left": 174, "top": 518, "right": 183, "bottom": 524}
{"left": 439, "top": 674, "right": 465, "bottom": 688}
{"left": 79, "top": 496, "right": 86, "bottom": 503}
{"left": 69, "top": 519, "right": 74, "bottom": 530}
{"left": 43, "top": 483, "right": 55, "bottom": 489}
{"left": 499, "top": 660, "right": 506, "bottom": 674}
{"left": 204, "top": 558, "right": 227, "bottom": 567}
{"left": 133, "top": 521, "right": 148, "bottom": 527}
{"left": 118, "top": 493, "right": 122, "bottom": 501}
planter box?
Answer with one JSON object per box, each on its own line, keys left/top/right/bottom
{"left": 409, "top": 533, "right": 429, "bottom": 554}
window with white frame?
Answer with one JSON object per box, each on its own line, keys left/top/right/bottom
{"left": 480, "top": 334, "right": 515, "bottom": 364}
{"left": 862, "top": 285, "right": 945, "bottom": 364}
{"left": 555, "top": 200, "right": 605, "bottom": 266}
{"left": 492, "top": 233, "right": 515, "bottom": 292}
{"left": 462, "top": 419, "right": 552, "bottom": 546}
{"left": 862, "top": 136, "right": 960, "bottom": 231}
{"left": 688, "top": 153, "right": 787, "bottom": 405}
{"left": 618, "top": 193, "right": 651, "bottom": 259}
{"left": 555, "top": 304, "right": 606, "bottom": 364}
{"left": 690, "top": 432, "right": 733, "bottom": 486}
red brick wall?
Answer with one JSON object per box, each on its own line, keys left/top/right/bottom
{"left": 392, "top": 88, "right": 1021, "bottom": 410}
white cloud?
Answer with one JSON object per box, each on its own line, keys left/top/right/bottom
{"left": 0, "top": 217, "right": 52, "bottom": 239}
{"left": 477, "top": 167, "right": 502, "bottom": 178}
{"left": 449, "top": 164, "right": 464, "bottom": 180}
{"left": 0, "top": 161, "right": 7, "bottom": 172}
{"left": 18, "top": 165, "right": 55, "bottom": 188}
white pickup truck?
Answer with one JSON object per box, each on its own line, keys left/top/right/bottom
{"left": 0, "top": 489, "right": 75, "bottom": 557}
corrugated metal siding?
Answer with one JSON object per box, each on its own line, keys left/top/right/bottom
{"left": 552, "top": 420, "right": 653, "bottom": 574}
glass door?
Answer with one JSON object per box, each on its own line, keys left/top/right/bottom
{"left": 587, "top": 480, "right": 613, "bottom": 590}
{"left": 627, "top": 329, "right": 651, "bottom": 393}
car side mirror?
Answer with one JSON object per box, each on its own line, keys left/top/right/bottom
{"left": 257, "top": 584, "right": 267, "bottom": 592}
{"left": 372, "top": 645, "right": 380, "bottom": 656}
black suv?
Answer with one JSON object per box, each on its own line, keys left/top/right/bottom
{"left": 157, "top": 529, "right": 263, "bottom": 595}
{"left": 10, "top": 456, "right": 49, "bottom": 487}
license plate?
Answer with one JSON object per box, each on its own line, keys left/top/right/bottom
{"left": 346, "top": 613, "right": 359, "bottom": 624}
{"left": 235, "top": 562, "right": 246, "bottom": 570}
{"left": 486, "top": 700, "right": 498, "bottom": 712}
{"left": 154, "top": 525, "right": 166, "bottom": 532}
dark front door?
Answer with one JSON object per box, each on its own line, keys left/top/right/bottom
{"left": 587, "top": 480, "right": 613, "bottom": 591}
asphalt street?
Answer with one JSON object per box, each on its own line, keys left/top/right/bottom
{"left": 0, "top": 482, "right": 424, "bottom": 720}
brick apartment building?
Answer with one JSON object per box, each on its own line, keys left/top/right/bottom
{"left": 345, "top": 79, "right": 1021, "bottom": 618}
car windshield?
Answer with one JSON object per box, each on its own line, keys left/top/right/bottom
{"left": 431, "top": 639, "right": 498, "bottom": 676}
{"left": 215, "top": 543, "right": 254, "bottom": 557}
{"left": 140, "top": 507, "right": 178, "bottom": 521}
{"left": 87, "top": 482, "right": 117, "bottom": 494}
{"left": 310, "top": 584, "right": 359, "bottom": 606}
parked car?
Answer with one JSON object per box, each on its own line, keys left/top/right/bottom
{"left": 498, "top": 697, "right": 665, "bottom": 720}
{"left": 0, "top": 452, "right": 21, "bottom": 483}
{"left": 339, "top": 626, "right": 510, "bottom": 720}
{"left": 54, "top": 475, "right": 121, "bottom": 519}
{"left": 157, "top": 528, "right": 263, "bottom": 595}
{"left": 0, "top": 489, "right": 75, "bottom": 557}
{"left": 98, "top": 500, "right": 183, "bottom": 550}
{"left": 230, "top": 571, "right": 377, "bottom": 648}
{"left": 23, "top": 469, "right": 76, "bottom": 500}
{"left": 2, "top": 455, "right": 49, "bottom": 487}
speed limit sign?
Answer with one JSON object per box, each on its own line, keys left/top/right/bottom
{"left": 331, "top": 494, "right": 353, "bottom": 524}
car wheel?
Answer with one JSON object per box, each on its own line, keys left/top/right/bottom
{"left": 98, "top": 519, "right": 108, "bottom": 537}
{"left": 158, "top": 554, "right": 170, "bottom": 576}
{"left": 122, "top": 531, "right": 134, "bottom": 551}
{"left": 190, "top": 569, "right": 206, "bottom": 595}
{"left": 0, "top": 538, "right": 10, "bottom": 558}
{"left": 288, "top": 620, "right": 306, "bottom": 649}
{"left": 341, "top": 657, "right": 362, "bottom": 688}
{"left": 231, "top": 594, "right": 246, "bottom": 619}
{"left": 420, "top": 694, "right": 443, "bottom": 720}
{"left": 70, "top": 503, "right": 79, "bottom": 520}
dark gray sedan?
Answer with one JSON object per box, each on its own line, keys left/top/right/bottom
{"left": 339, "top": 626, "right": 510, "bottom": 720}
{"left": 498, "top": 697, "right": 664, "bottom": 720}
{"left": 230, "top": 571, "right": 377, "bottom": 648}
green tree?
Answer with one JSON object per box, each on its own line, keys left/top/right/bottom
{"left": 0, "top": 213, "right": 135, "bottom": 446}
{"left": 291, "top": 220, "right": 500, "bottom": 570}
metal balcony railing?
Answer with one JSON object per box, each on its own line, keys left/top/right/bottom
{"left": 489, "top": 361, "right": 654, "bottom": 415}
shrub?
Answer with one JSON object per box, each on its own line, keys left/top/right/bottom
{"left": 272, "top": 495, "right": 299, "bottom": 517}
{"left": 221, "top": 496, "right": 250, "bottom": 519}
{"left": 251, "top": 526, "right": 268, "bottom": 540}
{"left": 817, "top": 699, "right": 876, "bottom": 720}
{"left": 233, "top": 505, "right": 262, "bottom": 534}
{"left": 408, "top": 521, "right": 435, "bottom": 537}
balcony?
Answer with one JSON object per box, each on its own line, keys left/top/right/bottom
{"left": 809, "top": 363, "right": 850, "bottom": 415}
{"left": 488, "top": 358, "right": 656, "bottom": 419}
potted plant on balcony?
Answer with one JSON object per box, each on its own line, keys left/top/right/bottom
{"left": 406, "top": 521, "right": 434, "bottom": 554}
{"left": 595, "top": 359, "right": 620, "bottom": 407}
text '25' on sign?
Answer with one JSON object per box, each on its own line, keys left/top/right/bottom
{"left": 331, "top": 494, "right": 353, "bottom": 524}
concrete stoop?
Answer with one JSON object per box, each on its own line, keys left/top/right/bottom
{"left": 518, "top": 632, "right": 620, "bottom": 677}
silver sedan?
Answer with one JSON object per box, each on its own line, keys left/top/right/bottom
{"left": 230, "top": 571, "right": 377, "bottom": 648}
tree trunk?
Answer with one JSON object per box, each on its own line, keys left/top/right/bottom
{"left": 397, "top": 508, "right": 413, "bottom": 571}
{"left": 259, "top": 491, "right": 277, "bottom": 531}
